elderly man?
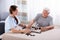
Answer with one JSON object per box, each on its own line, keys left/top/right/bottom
{"left": 27, "top": 8, "right": 54, "bottom": 32}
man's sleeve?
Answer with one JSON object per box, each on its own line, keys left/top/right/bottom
{"left": 49, "top": 17, "right": 53, "bottom": 26}
{"left": 34, "top": 14, "right": 40, "bottom": 22}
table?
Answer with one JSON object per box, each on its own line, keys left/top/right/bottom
{"left": 2, "top": 28, "right": 60, "bottom": 40}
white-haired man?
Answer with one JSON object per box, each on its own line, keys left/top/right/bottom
{"left": 27, "top": 8, "right": 54, "bottom": 32}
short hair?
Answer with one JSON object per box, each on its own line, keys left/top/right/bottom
{"left": 43, "top": 8, "right": 50, "bottom": 13}
{"left": 9, "top": 5, "right": 17, "bottom": 14}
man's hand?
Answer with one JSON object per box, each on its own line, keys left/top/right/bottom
{"left": 41, "top": 26, "right": 54, "bottom": 32}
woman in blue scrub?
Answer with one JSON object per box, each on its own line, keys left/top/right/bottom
{"left": 5, "top": 5, "right": 30, "bottom": 33}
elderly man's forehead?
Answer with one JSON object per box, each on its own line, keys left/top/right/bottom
{"left": 43, "top": 8, "right": 49, "bottom": 12}
{"left": 43, "top": 10, "right": 48, "bottom": 12}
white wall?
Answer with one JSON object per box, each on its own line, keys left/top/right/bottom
{"left": 27, "top": 0, "right": 60, "bottom": 25}
{"left": 0, "top": 0, "right": 14, "bottom": 12}
{"left": 0, "top": 0, "right": 14, "bottom": 20}
{"left": 0, "top": 0, "right": 60, "bottom": 25}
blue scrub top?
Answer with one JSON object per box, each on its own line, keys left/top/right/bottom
{"left": 5, "top": 15, "right": 21, "bottom": 32}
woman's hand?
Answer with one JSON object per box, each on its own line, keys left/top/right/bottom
{"left": 19, "top": 23, "right": 26, "bottom": 27}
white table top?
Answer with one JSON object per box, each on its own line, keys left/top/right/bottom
{"left": 2, "top": 29, "right": 60, "bottom": 40}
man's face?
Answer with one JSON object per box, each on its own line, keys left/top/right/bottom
{"left": 42, "top": 10, "right": 49, "bottom": 18}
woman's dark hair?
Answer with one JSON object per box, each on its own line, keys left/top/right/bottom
{"left": 9, "top": 5, "right": 17, "bottom": 14}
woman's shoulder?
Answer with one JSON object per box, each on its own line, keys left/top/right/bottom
{"left": 5, "top": 15, "right": 13, "bottom": 22}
